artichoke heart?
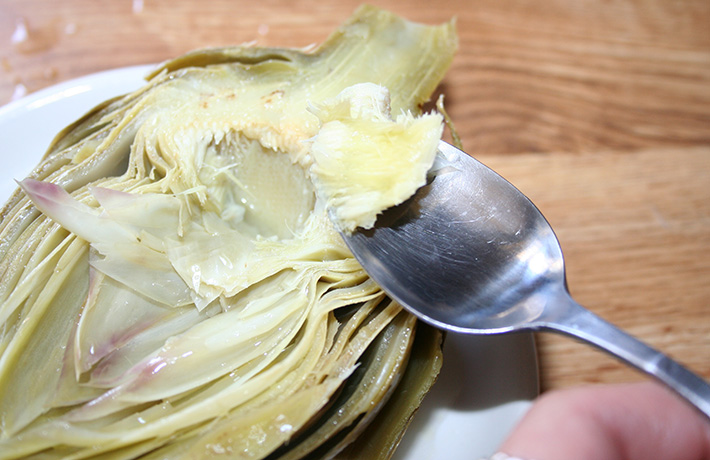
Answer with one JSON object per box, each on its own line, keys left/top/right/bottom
{"left": 0, "top": 5, "right": 455, "bottom": 459}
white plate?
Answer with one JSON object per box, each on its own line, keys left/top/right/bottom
{"left": 0, "top": 67, "right": 538, "bottom": 459}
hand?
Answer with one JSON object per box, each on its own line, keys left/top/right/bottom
{"left": 498, "top": 381, "right": 710, "bottom": 460}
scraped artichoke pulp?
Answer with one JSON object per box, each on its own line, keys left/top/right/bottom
{"left": 0, "top": 5, "right": 456, "bottom": 459}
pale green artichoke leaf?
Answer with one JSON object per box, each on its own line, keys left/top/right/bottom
{"left": 90, "top": 185, "right": 182, "bottom": 235}
{"left": 66, "top": 283, "right": 313, "bottom": 422}
{"left": 333, "top": 323, "right": 444, "bottom": 460}
{"left": 272, "top": 309, "right": 417, "bottom": 459}
{"left": 0, "top": 239, "right": 88, "bottom": 436}
{"left": 19, "top": 179, "right": 138, "bottom": 245}
{"left": 74, "top": 271, "right": 218, "bottom": 383}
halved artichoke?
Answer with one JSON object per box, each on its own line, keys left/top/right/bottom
{"left": 0, "top": 5, "right": 456, "bottom": 459}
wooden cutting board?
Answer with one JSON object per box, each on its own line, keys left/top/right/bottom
{"left": 1, "top": 0, "right": 708, "bottom": 393}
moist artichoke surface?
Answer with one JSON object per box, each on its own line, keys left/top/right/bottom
{"left": 0, "top": 6, "right": 455, "bottom": 459}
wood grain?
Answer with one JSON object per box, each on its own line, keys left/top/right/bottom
{"left": 1, "top": 0, "right": 709, "bottom": 393}
{"left": 481, "top": 146, "right": 710, "bottom": 388}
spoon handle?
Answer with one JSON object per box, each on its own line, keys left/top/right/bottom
{"left": 536, "top": 287, "right": 710, "bottom": 420}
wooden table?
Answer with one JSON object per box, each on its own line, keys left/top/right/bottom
{"left": 1, "top": 0, "right": 708, "bottom": 394}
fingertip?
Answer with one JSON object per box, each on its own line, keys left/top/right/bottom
{"left": 499, "top": 381, "right": 710, "bottom": 460}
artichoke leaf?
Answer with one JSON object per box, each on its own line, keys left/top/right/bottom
{"left": 273, "top": 309, "right": 417, "bottom": 460}
{"left": 74, "top": 270, "right": 218, "bottom": 383}
{"left": 0, "top": 238, "right": 88, "bottom": 435}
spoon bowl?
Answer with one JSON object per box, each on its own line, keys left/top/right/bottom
{"left": 341, "top": 141, "right": 710, "bottom": 419}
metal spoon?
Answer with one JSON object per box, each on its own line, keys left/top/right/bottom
{"left": 340, "top": 140, "right": 710, "bottom": 419}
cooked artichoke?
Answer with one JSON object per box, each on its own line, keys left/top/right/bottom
{"left": 0, "top": 5, "right": 456, "bottom": 459}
